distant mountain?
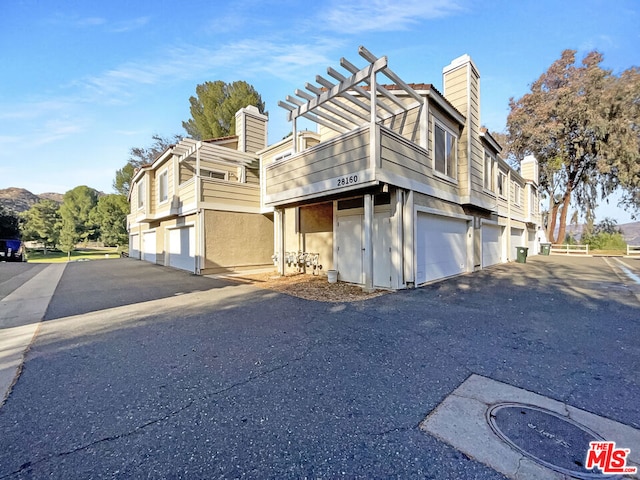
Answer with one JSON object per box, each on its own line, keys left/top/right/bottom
{"left": 620, "top": 222, "right": 640, "bottom": 246}
{"left": 0, "top": 187, "right": 63, "bottom": 213}
{"left": 562, "top": 221, "right": 640, "bottom": 246}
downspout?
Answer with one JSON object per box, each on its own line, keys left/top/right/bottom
{"left": 195, "top": 142, "right": 202, "bottom": 274}
{"left": 507, "top": 169, "right": 512, "bottom": 263}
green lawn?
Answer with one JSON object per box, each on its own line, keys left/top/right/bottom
{"left": 26, "top": 248, "right": 121, "bottom": 263}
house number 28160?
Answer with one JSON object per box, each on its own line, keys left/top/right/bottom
{"left": 337, "top": 175, "right": 358, "bottom": 187}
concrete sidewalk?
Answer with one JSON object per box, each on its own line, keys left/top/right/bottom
{"left": 0, "top": 263, "right": 66, "bottom": 407}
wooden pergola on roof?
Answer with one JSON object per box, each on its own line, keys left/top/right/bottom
{"left": 278, "top": 46, "right": 425, "bottom": 151}
{"left": 174, "top": 138, "right": 257, "bottom": 168}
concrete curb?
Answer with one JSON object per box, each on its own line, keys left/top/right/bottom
{"left": 0, "top": 263, "right": 66, "bottom": 408}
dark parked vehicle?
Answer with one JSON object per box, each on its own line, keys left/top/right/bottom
{"left": 0, "top": 239, "right": 26, "bottom": 262}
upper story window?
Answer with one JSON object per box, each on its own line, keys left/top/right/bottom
{"left": 434, "top": 123, "right": 457, "bottom": 179}
{"left": 158, "top": 170, "right": 168, "bottom": 203}
{"left": 484, "top": 152, "right": 495, "bottom": 191}
{"left": 202, "top": 168, "right": 228, "bottom": 180}
{"left": 529, "top": 187, "right": 536, "bottom": 215}
{"left": 497, "top": 171, "right": 507, "bottom": 198}
{"left": 137, "top": 180, "right": 145, "bottom": 209}
{"left": 514, "top": 183, "right": 521, "bottom": 205}
{"left": 273, "top": 150, "right": 292, "bottom": 163}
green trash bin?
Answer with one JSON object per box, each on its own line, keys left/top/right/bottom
{"left": 540, "top": 243, "right": 551, "bottom": 256}
{"left": 516, "top": 246, "right": 528, "bottom": 263}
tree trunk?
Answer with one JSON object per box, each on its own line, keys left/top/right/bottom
{"left": 547, "top": 199, "right": 559, "bottom": 244}
{"left": 556, "top": 192, "right": 572, "bottom": 244}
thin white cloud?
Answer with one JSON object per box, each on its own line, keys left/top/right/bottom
{"left": 74, "top": 37, "right": 341, "bottom": 101}
{"left": 321, "top": 0, "right": 466, "bottom": 33}
{"left": 76, "top": 16, "right": 107, "bottom": 27}
{"left": 0, "top": 100, "right": 76, "bottom": 121}
{"left": 0, "top": 120, "right": 84, "bottom": 149}
{"left": 108, "top": 17, "right": 150, "bottom": 33}
{"left": 44, "top": 13, "right": 148, "bottom": 33}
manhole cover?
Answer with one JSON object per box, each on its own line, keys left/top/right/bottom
{"left": 486, "top": 402, "right": 616, "bottom": 479}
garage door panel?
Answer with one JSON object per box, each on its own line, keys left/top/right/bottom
{"left": 129, "top": 234, "right": 140, "bottom": 260}
{"left": 417, "top": 214, "right": 468, "bottom": 284}
{"left": 482, "top": 224, "right": 501, "bottom": 267}
{"left": 168, "top": 227, "right": 195, "bottom": 272}
{"left": 142, "top": 231, "right": 156, "bottom": 263}
{"left": 511, "top": 227, "right": 524, "bottom": 259}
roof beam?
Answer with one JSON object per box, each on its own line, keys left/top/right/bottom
{"left": 343, "top": 52, "right": 420, "bottom": 108}
{"left": 312, "top": 77, "right": 384, "bottom": 122}
{"left": 327, "top": 67, "right": 397, "bottom": 116}
{"left": 285, "top": 55, "right": 389, "bottom": 122}
{"left": 300, "top": 112, "right": 349, "bottom": 134}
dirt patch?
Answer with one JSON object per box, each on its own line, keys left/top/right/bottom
{"left": 223, "top": 271, "right": 389, "bottom": 302}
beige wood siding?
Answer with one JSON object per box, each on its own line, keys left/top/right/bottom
{"left": 149, "top": 175, "right": 157, "bottom": 212}
{"left": 178, "top": 179, "right": 196, "bottom": 206}
{"left": 380, "top": 127, "right": 458, "bottom": 198}
{"left": 381, "top": 105, "right": 421, "bottom": 144}
{"left": 244, "top": 116, "right": 266, "bottom": 154}
{"left": 180, "top": 163, "right": 195, "bottom": 184}
{"left": 200, "top": 178, "right": 260, "bottom": 210}
{"left": 265, "top": 128, "right": 369, "bottom": 198}
{"left": 130, "top": 180, "right": 139, "bottom": 211}
{"left": 246, "top": 167, "right": 260, "bottom": 185}
{"left": 413, "top": 192, "right": 467, "bottom": 216}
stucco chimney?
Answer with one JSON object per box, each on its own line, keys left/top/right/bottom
{"left": 235, "top": 105, "right": 268, "bottom": 154}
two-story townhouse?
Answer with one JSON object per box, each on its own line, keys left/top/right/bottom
{"left": 260, "top": 46, "right": 542, "bottom": 290}
{"left": 128, "top": 105, "right": 274, "bottom": 275}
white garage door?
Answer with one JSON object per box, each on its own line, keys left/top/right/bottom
{"left": 511, "top": 227, "right": 524, "bottom": 259}
{"left": 527, "top": 229, "right": 537, "bottom": 256}
{"left": 168, "top": 226, "right": 195, "bottom": 272}
{"left": 142, "top": 231, "right": 156, "bottom": 263}
{"left": 482, "top": 224, "right": 502, "bottom": 268}
{"left": 129, "top": 234, "right": 140, "bottom": 259}
{"left": 416, "top": 213, "right": 468, "bottom": 284}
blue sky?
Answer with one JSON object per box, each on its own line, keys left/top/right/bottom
{"left": 1, "top": 0, "right": 638, "bottom": 222}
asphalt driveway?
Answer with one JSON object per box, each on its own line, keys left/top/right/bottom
{"left": 0, "top": 256, "right": 638, "bottom": 479}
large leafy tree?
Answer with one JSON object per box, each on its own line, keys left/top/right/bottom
{"left": 0, "top": 205, "right": 20, "bottom": 239}
{"left": 507, "top": 50, "right": 640, "bottom": 243}
{"left": 113, "top": 134, "right": 182, "bottom": 196}
{"left": 182, "top": 80, "right": 266, "bottom": 140}
{"left": 20, "top": 200, "right": 61, "bottom": 252}
{"left": 59, "top": 186, "right": 100, "bottom": 247}
{"left": 90, "top": 194, "right": 129, "bottom": 247}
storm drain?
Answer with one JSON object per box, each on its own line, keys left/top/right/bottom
{"left": 486, "top": 402, "right": 611, "bottom": 479}
{"left": 420, "top": 375, "right": 640, "bottom": 480}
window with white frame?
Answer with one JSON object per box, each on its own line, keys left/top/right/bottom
{"left": 202, "top": 168, "right": 227, "bottom": 180}
{"left": 514, "top": 183, "right": 521, "bottom": 205}
{"left": 137, "top": 180, "right": 145, "bottom": 209}
{"left": 158, "top": 170, "right": 168, "bottom": 203}
{"left": 274, "top": 150, "right": 292, "bottom": 163}
{"left": 484, "top": 151, "right": 495, "bottom": 191}
{"left": 434, "top": 123, "right": 457, "bottom": 179}
{"left": 497, "top": 171, "right": 507, "bottom": 198}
